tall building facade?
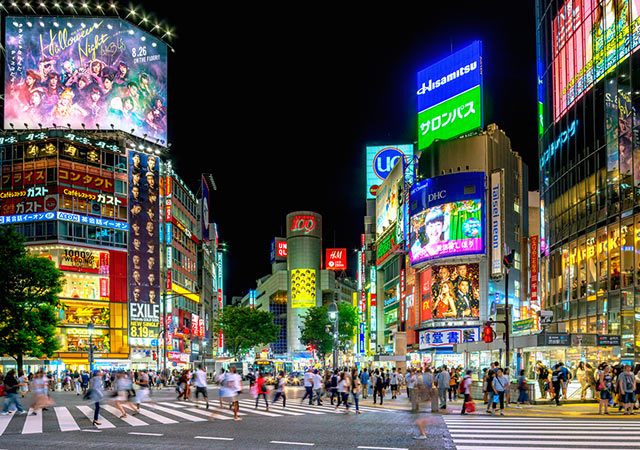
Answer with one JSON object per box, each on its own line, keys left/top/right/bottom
{"left": 536, "top": 0, "right": 640, "bottom": 365}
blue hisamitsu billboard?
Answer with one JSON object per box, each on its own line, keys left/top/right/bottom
{"left": 408, "top": 172, "right": 485, "bottom": 265}
{"left": 417, "top": 41, "right": 483, "bottom": 150}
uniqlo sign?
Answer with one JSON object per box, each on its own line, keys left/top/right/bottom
{"left": 326, "top": 248, "right": 347, "bottom": 270}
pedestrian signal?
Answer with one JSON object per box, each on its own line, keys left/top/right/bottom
{"left": 482, "top": 323, "right": 495, "bottom": 343}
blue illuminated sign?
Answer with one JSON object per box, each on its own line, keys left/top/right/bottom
{"left": 417, "top": 41, "right": 483, "bottom": 114}
{"left": 366, "top": 144, "right": 413, "bottom": 200}
{"left": 540, "top": 120, "right": 578, "bottom": 168}
{"left": 0, "top": 211, "right": 128, "bottom": 230}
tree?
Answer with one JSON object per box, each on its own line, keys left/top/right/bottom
{"left": 0, "top": 227, "right": 65, "bottom": 373}
{"left": 212, "top": 306, "right": 280, "bottom": 360}
{"left": 299, "top": 303, "right": 360, "bottom": 359}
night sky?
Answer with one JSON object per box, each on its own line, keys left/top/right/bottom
{"left": 139, "top": 2, "right": 538, "bottom": 298}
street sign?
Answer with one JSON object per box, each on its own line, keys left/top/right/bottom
{"left": 512, "top": 318, "right": 534, "bottom": 333}
{"left": 597, "top": 335, "right": 621, "bottom": 346}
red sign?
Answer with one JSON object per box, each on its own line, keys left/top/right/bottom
{"left": 100, "top": 278, "right": 110, "bottom": 299}
{"left": 530, "top": 235, "right": 539, "bottom": 303}
{"left": 291, "top": 215, "right": 316, "bottom": 234}
{"left": 326, "top": 248, "right": 347, "bottom": 270}
{"left": 421, "top": 268, "right": 432, "bottom": 322}
{"left": 276, "top": 240, "right": 287, "bottom": 258}
{"left": 400, "top": 269, "right": 405, "bottom": 324}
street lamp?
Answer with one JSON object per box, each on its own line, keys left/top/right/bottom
{"left": 87, "top": 322, "right": 94, "bottom": 372}
{"left": 328, "top": 302, "right": 339, "bottom": 370}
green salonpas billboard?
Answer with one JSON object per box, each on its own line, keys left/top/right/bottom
{"left": 418, "top": 85, "right": 482, "bottom": 150}
{"left": 416, "top": 41, "right": 483, "bottom": 150}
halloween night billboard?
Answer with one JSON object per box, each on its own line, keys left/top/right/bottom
{"left": 4, "top": 17, "right": 168, "bottom": 143}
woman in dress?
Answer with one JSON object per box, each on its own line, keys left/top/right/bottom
{"left": 433, "top": 281, "right": 457, "bottom": 318}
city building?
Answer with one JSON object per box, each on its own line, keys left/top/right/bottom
{"left": 535, "top": 0, "right": 639, "bottom": 368}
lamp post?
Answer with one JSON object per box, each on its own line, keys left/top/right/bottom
{"left": 87, "top": 322, "right": 94, "bottom": 372}
{"left": 328, "top": 302, "right": 339, "bottom": 371}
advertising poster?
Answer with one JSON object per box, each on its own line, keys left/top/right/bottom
{"left": 552, "top": 0, "right": 640, "bottom": 121}
{"left": 376, "top": 157, "right": 404, "bottom": 236}
{"left": 416, "top": 41, "right": 483, "bottom": 150}
{"left": 409, "top": 172, "right": 485, "bottom": 265}
{"left": 291, "top": 269, "right": 316, "bottom": 308}
{"left": 430, "top": 263, "right": 480, "bottom": 319}
{"left": 420, "top": 268, "right": 432, "bottom": 322}
{"left": 128, "top": 150, "right": 160, "bottom": 342}
{"left": 365, "top": 144, "right": 413, "bottom": 199}
{"left": 325, "top": 248, "right": 347, "bottom": 270}
{"left": 4, "top": 17, "right": 168, "bottom": 143}
{"left": 201, "top": 176, "right": 210, "bottom": 242}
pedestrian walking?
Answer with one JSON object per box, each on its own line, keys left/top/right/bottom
{"left": 220, "top": 365, "right": 242, "bottom": 421}
{"left": 216, "top": 368, "right": 226, "bottom": 408}
{"left": 351, "top": 368, "right": 361, "bottom": 414}
{"left": 360, "top": 369, "right": 369, "bottom": 399}
{"left": 373, "top": 369, "right": 384, "bottom": 405}
{"left": 598, "top": 364, "right": 613, "bottom": 415}
{"left": 390, "top": 367, "right": 399, "bottom": 399}
{"left": 87, "top": 370, "right": 105, "bottom": 426}
{"left": 272, "top": 371, "right": 287, "bottom": 408}
{"left": 112, "top": 372, "right": 138, "bottom": 418}
{"left": 619, "top": 364, "right": 636, "bottom": 415}
{"left": 0, "top": 369, "right": 27, "bottom": 416}
{"left": 460, "top": 370, "right": 474, "bottom": 415}
{"left": 516, "top": 369, "right": 531, "bottom": 407}
{"left": 255, "top": 372, "right": 269, "bottom": 411}
{"left": 330, "top": 370, "right": 342, "bottom": 406}
{"left": 576, "top": 361, "right": 588, "bottom": 400}
{"left": 135, "top": 369, "right": 155, "bottom": 409}
{"left": 313, "top": 369, "right": 323, "bottom": 405}
{"left": 435, "top": 365, "right": 450, "bottom": 410}
{"left": 301, "top": 368, "right": 314, "bottom": 405}
{"left": 536, "top": 361, "right": 549, "bottom": 400}
{"left": 192, "top": 365, "right": 209, "bottom": 410}
{"left": 551, "top": 365, "right": 563, "bottom": 406}
{"left": 490, "top": 368, "right": 508, "bottom": 415}
{"left": 18, "top": 371, "right": 29, "bottom": 398}
{"left": 338, "top": 371, "right": 350, "bottom": 412}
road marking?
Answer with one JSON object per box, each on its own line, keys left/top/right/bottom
{"left": 183, "top": 407, "right": 232, "bottom": 420}
{"left": 0, "top": 413, "right": 13, "bottom": 436}
{"left": 194, "top": 436, "right": 234, "bottom": 441}
{"left": 357, "top": 447, "right": 409, "bottom": 450}
{"left": 200, "top": 405, "right": 247, "bottom": 417}
{"left": 270, "top": 441, "right": 314, "bottom": 446}
{"left": 101, "top": 405, "right": 148, "bottom": 426}
{"left": 128, "top": 432, "right": 163, "bottom": 436}
{"left": 144, "top": 404, "right": 207, "bottom": 422}
{"left": 76, "top": 406, "right": 115, "bottom": 429}
{"left": 54, "top": 407, "right": 80, "bottom": 432}
{"left": 238, "top": 400, "right": 303, "bottom": 416}
{"left": 22, "top": 409, "right": 42, "bottom": 434}
{"left": 263, "top": 403, "right": 326, "bottom": 415}
{"left": 123, "top": 404, "right": 177, "bottom": 424}
{"left": 453, "top": 439, "right": 640, "bottom": 447}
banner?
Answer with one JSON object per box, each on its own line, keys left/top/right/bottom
{"left": 530, "top": 235, "right": 539, "bottom": 303}
{"left": 201, "top": 176, "right": 210, "bottom": 242}
{"left": 429, "top": 263, "right": 480, "bottom": 320}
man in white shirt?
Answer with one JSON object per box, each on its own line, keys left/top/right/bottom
{"left": 192, "top": 365, "right": 209, "bottom": 409}
{"left": 313, "top": 369, "right": 324, "bottom": 405}
{"left": 301, "top": 368, "right": 314, "bottom": 405}
{"left": 220, "top": 366, "right": 242, "bottom": 420}
{"left": 390, "top": 368, "right": 399, "bottom": 399}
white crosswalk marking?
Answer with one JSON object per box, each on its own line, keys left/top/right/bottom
{"left": 22, "top": 409, "right": 42, "bottom": 434}
{"left": 143, "top": 403, "right": 208, "bottom": 422}
{"left": 238, "top": 400, "right": 303, "bottom": 416}
{"left": 123, "top": 404, "right": 177, "bottom": 424}
{"left": 76, "top": 405, "right": 116, "bottom": 429}
{"left": 444, "top": 416, "right": 640, "bottom": 449}
{"left": 54, "top": 406, "right": 80, "bottom": 432}
{"left": 157, "top": 401, "right": 186, "bottom": 408}
{"left": 100, "top": 405, "right": 148, "bottom": 426}
{"left": 182, "top": 407, "right": 232, "bottom": 420}
{"left": 0, "top": 413, "right": 14, "bottom": 436}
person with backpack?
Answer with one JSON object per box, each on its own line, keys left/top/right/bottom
{"left": 330, "top": 370, "right": 341, "bottom": 406}
{"left": 536, "top": 361, "right": 549, "bottom": 399}
{"left": 272, "top": 371, "right": 286, "bottom": 408}
{"left": 373, "top": 369, "right": 385, "bottom": 405}
{"left": 448, "top": 368, "right": 459, "bottom": 402}
{"left": 255, "top": 372, "right": 269, "bottom": 411}
{"left": 551, "top": 364, "right": 563, "bottom": 406}
{"left": 460, "top": 370, "right": 474, "bottom": 415}
{"left": 619, "top": 364, "right": 636, "bottom": 415}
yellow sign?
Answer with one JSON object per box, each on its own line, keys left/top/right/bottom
{"left": 291, "top": 269, "right": 316, "bottom": 308}
{"left": 171, "top": 283, "right": 200, "bottom": 302}
{"left": 66, "top": 327, "right": 104, "bottom": 336}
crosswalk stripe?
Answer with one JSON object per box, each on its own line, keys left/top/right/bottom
{"left": 54, "top": 407, "right": 80, "bottom": 432}
{"left": 455, "top": 447, "right": 604, "bottom": 450}
{"left": 100, "top": 405, "right": 148, "bottom": 426}
{"left": 265, "top": 403, "right": 326, "bottom": 415}
{"left": 445, "top": 421, "right": 640, "bottom": 427}
{"left": 448, "top": 426, "right": 640, "bottom": 431}
{"left": 144, "top": 404, "right": 208, "bottom": 422}
{"left": 450, "top": 431, "right": 640, "bottom": 438}
{"left": 453, "top": 440, "right": 640, "bottom": 447}
{"left": 22, "top": 409, "right": 42, "bottom": 434}
{"left": 123, "top": 404, "right": 177, "bottom": 424}
{"left": 228, "top": 403, "right": 281, "bottom": 417}
{"left": 76, "top": 405, "right": 116, "bottom": 429}
{"left": 237, "top": 400, "right": 303, "bottom": 416}
{"left": 203, "top": 405, "right": 247, "bottom": 417}
{"left": 0, "top": 413, "right": 13, "bottom": 436}
{"left": 182, "top": 407, "right": 232, "bottom": 420}
{"left": 157, "top": 402, "right": 186, "bottom": 408}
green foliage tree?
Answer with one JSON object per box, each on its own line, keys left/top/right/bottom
{"left": 0, "top": 227, "right": 65, "bottom": 372}
{"left": 299, "top": 303, "right": 360, "bottom": 358}
{"left": 212, "top": 306, "right": 280, "bottom": 360}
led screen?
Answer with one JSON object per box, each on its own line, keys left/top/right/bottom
{"left": 409, "top": 172, "right": 485, "bottom": 265}
{"left": 4, "top": 17, "right": 168, "bottom": 143}
{"left": 375, "top": 157, "right": 403, "bottom": 236}
{"left": 365, "top": 144, "right": 413, "bottom": 199}
{"left": 416, "top": 41, "right": 483, "bottom": 150}
{"left": 552, "top": 0, "right": 640, "bottom": 121}
{"left": 426, "top": 263, "right": 480, "bottom": 320}
{"left": 290, "top": 269, "right": 316, "bottom": 308}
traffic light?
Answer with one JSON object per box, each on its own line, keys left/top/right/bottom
{"left": 503, "top": 249, "right": 515, "bottom": 269}
{"left": 482, "top": 322, "right": 495, "bottom": 343}
{"left": 152, "top": 351, "right": 157, "bottom": 361}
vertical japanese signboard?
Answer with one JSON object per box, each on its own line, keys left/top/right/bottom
{"left": 490, "top": 170, "right": 503, "bottom": 279}
{"left": 530, "top": 235, "right": 539, "bottom": 303}
{"left": 128, "top": 151, "right": 160, "bottom": 344}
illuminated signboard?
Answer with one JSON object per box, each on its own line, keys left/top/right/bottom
{"left": 375, "top": 157, "right": 404, "bottom": 236}
{"left": 290, "top": 269, "right": 316, "bottom": 308}
{"left": 0, "top": 130, "right": 123, "bottom": 153}
{"left": 365, "top": 144, "right": 413, "bottom": 199}
{"left": 418, "top": 327, "right": 479, "bottom": 349}
{"left": 417, "top": 41, "right": 483, "bottom": 150}
{"left": 551, "top": 0, "right": 640, "bottom": 121}
{"left": 128, "top": 150, "right": 160, "bottom": 341}
{"left": 287, "top": 212, "right": 322, "bottom": 239}
{"left": 0, "top": 211, "right": 128, "bottom": 230}
{"left": 325, "top": 248, "right": 347, "bottom": 270}
{"left": 409, "top": 172, "right": 485, "bottom": 265}
{"left": 4, "top": 17, "right": 168, "bottom": 143}
{"left": 427, "top": 263, "right": 480, "bottom": 320}
{"left": 270, "top": 238, "right": 287, "bottom": 263}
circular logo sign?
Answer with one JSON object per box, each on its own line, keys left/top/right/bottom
{"left": 45, "top": 196, "right": 57, "bottom": 211}
{"left": 373, "top": 147, "right": 406, "bottom": 181}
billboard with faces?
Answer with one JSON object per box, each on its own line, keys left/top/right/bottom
{"left": 4, "top": 17, "right": 168, "bottom": 143}
{"left": 128, "top": 151, "right": 160, "bottom": 343}
{"left": 409, "top": 172, "right": 485, "bottom": 265}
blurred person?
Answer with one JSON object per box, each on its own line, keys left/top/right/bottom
{"left": 1, "top": 369, "right": 27, "bottom": 416}
{"left": 272, "top": 371, "right": 287, "bottom": 408}
{"left": 619, "top": 364, "right": 636, "bottom": 415}
{"left": 88, "top": 370, "right": 105, "bottom": 426}
{"left": 313, "top": 369, "right": 323, "bottom": 405}
{"left": 113, "top": 372, "right": 138, "bottom": 418}
{"left": 255, "top": 372, "right": 269, "bottom": 411}
{"left": 193, "top": 365, "right": 209, "bottom": 410}
{"left": 351, "top": 368, "right": 361, "bottom": 414}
